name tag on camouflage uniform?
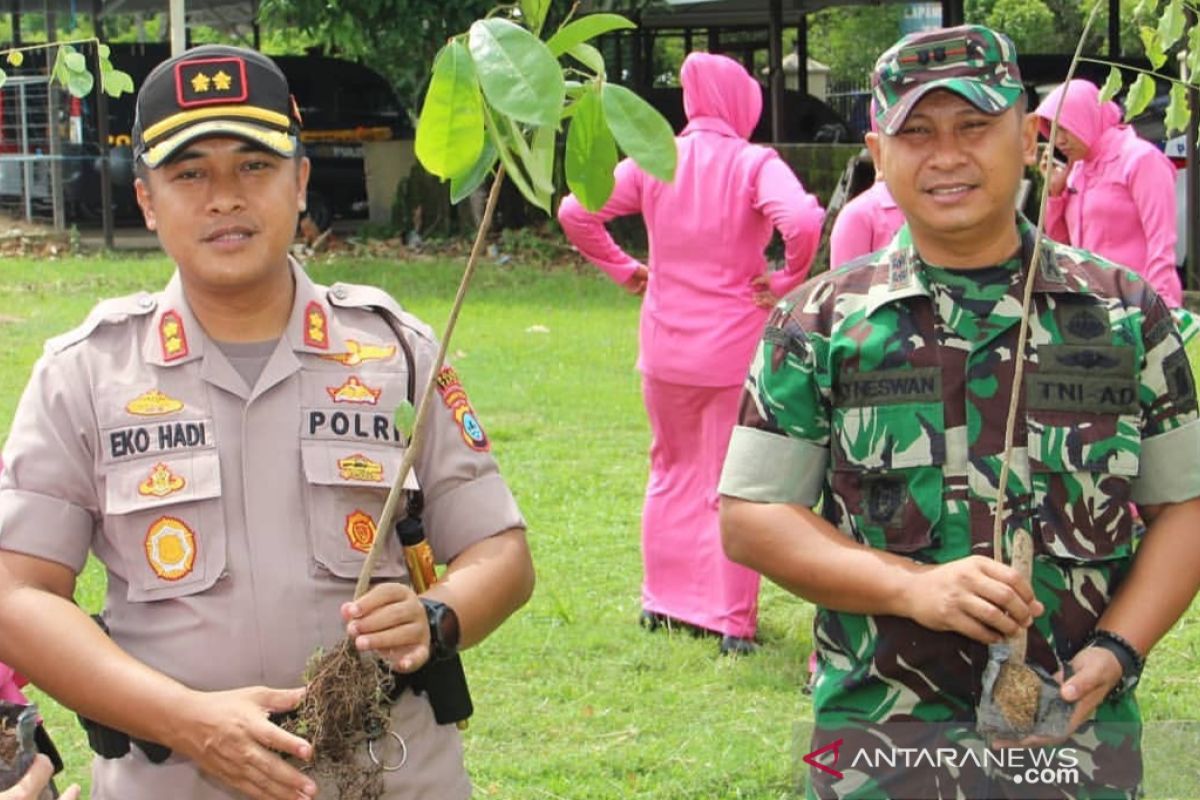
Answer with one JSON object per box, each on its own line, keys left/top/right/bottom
{"left": 1027, "top": 344, "right": 1137, "bottom": 414}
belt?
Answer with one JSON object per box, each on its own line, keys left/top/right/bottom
{"left": 80, "top": 668, "right": 412, "bottom": 765}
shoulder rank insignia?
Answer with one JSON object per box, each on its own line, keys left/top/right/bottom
{"left": 145, "top": 516, "right": 197, "bottom": 581}
{"left": 138, "top": 463, "right": 187, "bottom": 498}
{"left": 126, "top": 388, "right": 185, "bottom": 417}
{"left": 304, "top": 301, "right": 329, "bottom": 349}
{"left": 344, "top": 510, "right": 377, "bottom": 553}
{"left": 435, "top": 366, "right": 490, "bottom": 452}
{"left": 321, "top": 339, "right": 396, "bottom": 367}
{"left": 337, "top": 454, "right": 384, "bottom": 482}
{"left": 327, "top": 376, "right": 382, "bottom": 405}
{"left": 159, "top": 310, "right": 189, "bottom": 361}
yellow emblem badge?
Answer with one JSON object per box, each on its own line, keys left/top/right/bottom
{"left": 338, "top": 454, "right": 384, "bottom": 482}
{"left": 125, "top": 389, "right": 185, "bottom": 417}
{"left": 344, "top": 510, "right": 377, "bottom": 553}
{"left": 159, "top": 310, "right": 189, "bottom": 361}
{"left": 326, "top": 376, "right": 383, "bottom": 405}
{"left": 321, "top": 340, "right": 396, "bottom": 367}
{"left": 138, "top": 463, "right": 186, "bottom": 498}
{"left": 145, "top": 516, "right": 197, "bottom": 581}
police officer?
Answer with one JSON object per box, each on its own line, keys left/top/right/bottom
{"left": 0, "top": 44, "right": 534, "bottom": 800}
{"left": 719, "top": 25, "right": 1200, "bottom": 799}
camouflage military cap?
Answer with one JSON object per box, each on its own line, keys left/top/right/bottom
{"left": 871, "top": 24, "right": 1024, "bottom": 135}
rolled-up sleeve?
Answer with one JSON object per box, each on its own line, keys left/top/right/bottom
{"left": 719, "top": 309, "right": 831, "bottom": 508}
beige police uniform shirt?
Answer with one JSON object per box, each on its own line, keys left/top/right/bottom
{"left": 0, "top": 259, "right": 524, "bottom": 799}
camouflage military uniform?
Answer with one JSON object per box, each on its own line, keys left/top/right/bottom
{"left": 720, "top": 219, "right": 1200, "bottom": 799}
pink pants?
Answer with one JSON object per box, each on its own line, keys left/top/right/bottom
{"left": 640, "top": 376, "right": 760, "bottom": 638}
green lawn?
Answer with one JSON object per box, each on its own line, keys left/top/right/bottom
{"left": 1, "top": 254, "right": 1198, "bottom": 799}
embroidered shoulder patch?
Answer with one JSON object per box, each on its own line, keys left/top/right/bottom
{"left": 159, "top": 311, "right": 189, "bottom": 361}
{"left": 304, "top": 301, "right": 329, "bottom": 349}
{"left": 145, "top": 516, "right": 197, "bottom": 580}
{"left": 126, "top": 389, "right": 185, "bottom": 417}
{"left": 435, "top": 366, "right": 490, "bottom": 452}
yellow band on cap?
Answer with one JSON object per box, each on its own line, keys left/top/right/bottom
{"left": 142, "top": 119, "right": 296, "bottom": 168}
{"left": 142, "top": 104, "right": 292, "bottom": 145}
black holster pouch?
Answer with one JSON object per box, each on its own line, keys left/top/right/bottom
{"left": 76, "top": 616, "right": 173, "bottom": 764}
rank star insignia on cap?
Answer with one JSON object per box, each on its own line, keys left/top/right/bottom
{"left": 871, "top": 24, "right": 1024, "bottom": 135}
{"left": 133, "top": 44, "right": 303, "bottom": 168}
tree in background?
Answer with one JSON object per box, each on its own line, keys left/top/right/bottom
{"left": 808, "top": 5, "right": 906, "bottom": 83}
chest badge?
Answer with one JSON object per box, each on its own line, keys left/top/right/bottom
{"left": 321, "top": 340, "right": 397, "bottom": 367}
{"left": 138, "top": 463, "right": 187, "bottom": 498}
{"left": 145, "top": 516, "right": 197, "bottom": 581}
{"left": 304, "top": 301, "right": 330, "bottom": 349}
{"left": 327, "top": 376, "right": 383, "bottom": 405}
{"left": 159, "top": 310, "right": 189, "bottom": 361}
{"left": 126, "top": 389, "right": 185, "bottom": 417}
{"left": 337, "top": 454, "right": 385, "bottom": 482}
{"left": 344, "top": 510, "right": 377, "bottom": 553}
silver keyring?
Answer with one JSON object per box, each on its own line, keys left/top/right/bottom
{"left": 368, "top": 729, "right": 408, "bottom": 772}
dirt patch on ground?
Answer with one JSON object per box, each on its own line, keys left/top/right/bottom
{"left": 0, "top": 216, "right": 78, "bottom": 259}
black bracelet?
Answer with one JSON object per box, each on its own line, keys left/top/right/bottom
{"left": 1085, "top": 629, "right": 1144, "bottom": 700}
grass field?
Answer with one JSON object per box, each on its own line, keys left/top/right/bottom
{"left": 1, "top": 253, "right": 1198, "bottom": 799}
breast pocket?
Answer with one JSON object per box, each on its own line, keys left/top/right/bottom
{"left": 831, "top": 401, "right": 945, "bottom": 554}
{"left": 1026, "top": 409, "right": 1140, "bottom": 563}
{"left": 102, "top": 450, "right": 226, "bottom": 602}
{"left": 300, "top": 441, "right": 414, "bottom": 580}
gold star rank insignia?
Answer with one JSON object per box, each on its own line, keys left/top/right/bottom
{"left": 212, "top": 70, "right": 233, "bottom": 91}
{"left": 175, "top": 56, "right": 249, "bottom": 107}
{"left": 190, "top": 71, "right": 211, "bottom": 93}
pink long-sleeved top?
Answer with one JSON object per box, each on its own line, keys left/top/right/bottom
{"left": 829, "top": 180, "right": 905, "bottom": 268}
{"left": 557, "top": 53, "right": 825, "bottom": 386}
{"left": 1035, "top": 79, "right": 1181, "bottom": 307}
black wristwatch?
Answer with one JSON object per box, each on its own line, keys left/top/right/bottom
{"left": 1084, "top": 629, "right": 1144, "bottom": 700}
{"left": 421, "top": 598, "right": 461, "bottom": 661}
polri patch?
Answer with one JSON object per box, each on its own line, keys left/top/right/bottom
{"left": 145, "top": 516, "right": 197, "bottom": 581}
{"left": 159, "top": 311, "right": 189, "bottom": 361}
{"left": 138, "top": 462, "right": 186, "bottom": 498}
{"left": 435, "top": 366, "right": 490, "bottom": 452}
{"left": 321, "top": 339, "right": 396, "bottom": 367}
{"left": 304, "top": 301, "right": 329, "bottom": 349}
{"left": 126, "top": 388, "right": 185, "bottom": 417}
{"left": 327, "top": 376, "right": 382, "bottom": 405}
{"left": 344, "top": 510, "right": 377, "bottom": 553}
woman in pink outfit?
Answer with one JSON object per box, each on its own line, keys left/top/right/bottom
{"left": 830, "top": 181, "right": 905, "bottom": 267}
{"left": 1035, "top": 79, "right": 1182, "bottom": 307}
{"left": 557, "top": 52, "right": 824, "bottom": 654}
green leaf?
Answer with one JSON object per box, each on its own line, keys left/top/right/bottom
{"left": 450, "top": 140, "right": 498, "bottom": 205}
{"left": 414, "top": 40, "right": 485, "bottom": 181}
{"left": 527, "top": 123, "right": 557, "bottom": 197}
{"left": 0, "top": 68, "right": 6, "bottom": 90}
{"left": 1187, "top": 24, "right": 1200, "bottom": 82}
{"left": 468, "top": 18, "right": 565, "bottom": 128}
{"left": 393, "top": 401, "right": 415, "bottom": 440}
{"left": 566, "top": 43, "right": 605, "bottom": 76}
{"left": 1139, "top": 25, "right": 1168, "bottom": 69}
{"left": 1165, "top": 81, "right": 1190, "bottom": 137}
{"left": 1099, "top": 67, "right": 1124, "bottom": 103}
{"left": 1157, "top": 0, "right": 1185, "bottom": 49}
{"left": 483, "top": 104, "right": 549, "bottom": 213}
{"left": 546, "top": 13, "right": 636, "bottom": 56}
{"left": 1124, "top": 72, "right": 1158, "bottom": 120}
{"left": 6, "top": 50, "right": 23, "bottom": 67}
{"left": 98, "top": 43, "right": 110, "bottom": 59}
{"left": 520, "top": 0, "right": 551, "bottom": 35}
{"left": 66, "top": 69, "right": 93, "bottom": 98}
{"left": 601, "top": 83, "right": 676, "bottom": 182}
{"left": 64, "top": 49, "right": 86, "bottom": 73}
{"left": 565, "top": 88, "right": 617, "bottom": 211}
{"left": 102, "top": 69, "right": 135, "bottom": 98}
{"left": 1132, "top": 0, "right": 1158, "bottom": 17}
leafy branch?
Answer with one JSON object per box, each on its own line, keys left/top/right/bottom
{"left": 354, "top": 0, "right": 678, "bottom": 593}
{"left": 0, "top": 38, "right": 134, "bottom": 98}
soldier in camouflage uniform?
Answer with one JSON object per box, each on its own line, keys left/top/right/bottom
{"left": 718, "top": 25, "right": 1200, "bottom": 800}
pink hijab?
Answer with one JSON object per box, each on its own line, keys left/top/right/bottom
{"left": 1035, "top": 79, "right": 1124, "bottom": 151}
{"left": 679, "top": 52, "right": 762, "bottom": 139}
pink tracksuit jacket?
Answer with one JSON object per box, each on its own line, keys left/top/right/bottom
{"left": 557, "top": 53, "right": 825, "bottom": 386}
{"left": 1035, "top": 79, "right": 1181, "bottom": 307}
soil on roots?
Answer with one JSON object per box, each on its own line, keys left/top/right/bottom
{"left": 0, "top": 720, "right": 16, "bottom": 765}
{"left": 993, "top": 661, "right": 1041, "bottom": 733}
{"left": 284, "top": 638, "right": 397, "bottom": 800}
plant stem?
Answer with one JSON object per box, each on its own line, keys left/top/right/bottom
{"left": 354, "top": 166, "right": 508, "bottom": 599}
{"left": 991, "top": 2, "right": 1102, "bottom": 564}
